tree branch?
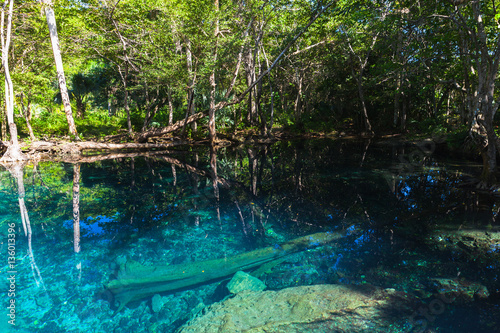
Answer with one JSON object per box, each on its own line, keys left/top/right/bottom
{"left": 220, "top": 1, "right": 336, "bottom": 109}
{"left": 289, "top": 40, "right": 328, "bottom": 56}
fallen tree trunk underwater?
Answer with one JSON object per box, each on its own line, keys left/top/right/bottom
{"left": 105, "top": 231, "right": 343, "bottom": 312}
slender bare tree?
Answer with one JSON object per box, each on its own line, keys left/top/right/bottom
{"left": 208, "top": 0, "right": 220, "bottom": 143}
{"left": 40, "top": 0, "right": 79, "bottom": 138}
{"left": 72, "top": 164, "right": 81, "bottom": 253}
{"left": 3, "top": 162, "right": 46, "bottom": 290}
{"left": 1, "top": 0, "right": 25, "bottom": 162}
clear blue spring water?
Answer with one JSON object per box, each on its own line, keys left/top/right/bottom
{"left": 1, "top": 139, "right": 499, "bottom": 332}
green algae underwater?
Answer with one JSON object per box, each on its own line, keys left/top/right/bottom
{"left": 0, "top": 139, "right": 499, "bottom": 332}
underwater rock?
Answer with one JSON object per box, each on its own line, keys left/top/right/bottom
{"left": 151, "top": 294, "right": 168, "bottom": 313}
{"left": 35, "top": 293, "right": 52, "bottom": 308}
{"left": 425, "top": 278, "right": 490, "bottom": 303}
{"left": 432, "top": 230, "right": 500, "bottom": 260}
{"left": 178, "top": 284, "right": 414, "bottom": 333}
{"left": 227, "top": 271, "right": 266, "bottom": 294}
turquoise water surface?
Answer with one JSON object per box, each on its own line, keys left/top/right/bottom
{"left": 1, "top": 139, "right": 499, "bottom": 332}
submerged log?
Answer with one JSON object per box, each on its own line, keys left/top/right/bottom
{"left": 106, "top": 231, "right": 343, "bottom": 312}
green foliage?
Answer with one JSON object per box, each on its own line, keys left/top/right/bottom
{"left": 75, "top": 112, "right": 123, "bottom": 138}
{"left": 31, "top": 110, "right": 71, "bottom": 137}
{"left": 29, "top": 109, "right": 122, "bottom": 138}
{"left": 2, "top": 0, "right": 499, "bottom": 141}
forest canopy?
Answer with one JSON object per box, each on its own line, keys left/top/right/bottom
{"left": 1, "top": 0, "right": 500, "bottom": 179}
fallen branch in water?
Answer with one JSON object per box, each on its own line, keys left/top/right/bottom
{"left": 105, "top": 231, "right": 344, "bottom": 313}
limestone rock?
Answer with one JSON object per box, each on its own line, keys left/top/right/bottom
{"left": 151, "top": 294, "right": 165, "bottom": 313}
{"left": 35, "top": 293, "right": 52, "bottom": 308}
{"left": 179, "top": 284, "right": 414, "bottom": 333}
{"left": 425, "top": 278, "right": 490, "bottom": 302}
{"left": 226, "top": 271, "right": 266, "bottom": 294}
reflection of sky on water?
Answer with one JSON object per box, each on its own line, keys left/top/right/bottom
{"left": 400, "top": 184, "right": 411, "bottom": 197}
{"left": 63, "top": 215, "right": 115, "bottom": 236}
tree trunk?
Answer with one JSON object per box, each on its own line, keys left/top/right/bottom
{"left": 167, "top": 88, "right": 174, "bottom": 126}
{"left": 123, "top": 63, "right": 132, "bottom": 134}
{"left": 208, "top": 76, "right": 217, "bottom": 141}
{"left": 393, "top": 18, "right": 403, "bottom": 128}
{"left": 269, "top": 77, "right": 274, "bottom": 135}
{"left": 141, "top": 81, "right": 157, "bottom": 131}
{"left": 244, "top": 48, "right": 257, "bottom": 125}
{"left": 208, "top": 0, "right": 219, "bottom": 143}
{"left": 474, "top": 72, "right": 498, "bottom": 184}
{"left": 1, "top": 0, "right": 25, "bottom": 162}
{"left": 19, "top": 93, "right": 36, "bottom": 141}
{"left": 75, "top": 97, "right": 85, "bottom": 120}
{"left": 3, "top": 162, "right": 47, "bottom": 290}
{"left": 394, "top": 69, "right": 407, "bottom": 132}
{"left": 261, "top": 45, "right": 273, "bottom": 136}
{"left": 394, "top": 74, "right": 400, "bottom": 127}
{"left": 459, "top": 36, "right": 473, "bottom": 125}
{"left": 255, "top": 48, "right": 268, "bottom": 135}
{"left": 1, "top": 99, "right": 6, "bottom": 141}
{"left": 354, "top": 70, "right": 373, "bottom": 134}
{"left": 460, "top": 2, "right": 500, "bottom": 184}
{"left": 209, "top": 146, "right": 220, "bottom": 220}
{"left": 278, "top": 82, "right": 287, "bottom": 113}
{"left": 72, "top": 164, "right": 81, "bottom": 253}
{"left": 142, "top": 87, "right": 152, "bottom": 132}
{"left": 107, "top": 87, "right": 117, "bottom": 117}
{"left": 186, "top": 39, "right": 197, "bottom": 131}
{"left": 294, "top": 67, "right": 303, "bottom": 122}
{"left": 400, "top": 92, "right": 407, "bottom": 132}
{"left": 42, "top": 0, "right": 78, "bottom": 138}
{"left": 343, "top": 24, "right": 378, "bottom": 135}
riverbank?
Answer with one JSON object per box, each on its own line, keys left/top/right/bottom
{"left": 0, "top": 128, "right": 479, "bottom": 171}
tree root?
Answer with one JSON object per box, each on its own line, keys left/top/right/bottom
{"left": 0, "top": 144, "right": 27, "bottom": 163}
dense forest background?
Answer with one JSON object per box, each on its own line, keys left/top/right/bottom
{"left": 1, "top": 0, "right": 500, "bottom": 178}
